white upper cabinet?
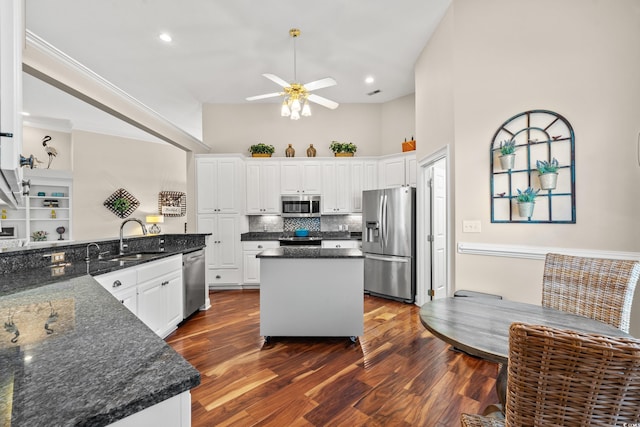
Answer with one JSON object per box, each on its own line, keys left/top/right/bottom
{"left": 379, "top": 153, "right": 416, "bottom": 188}
{"left": 280, "top": 161, "right": 322, "bottom": 195}
{"left": 322, "top": 161, "right": 351, "bottom": 214}
{"left": 350, "top": 160, "right": 378, "bottom": 212}
{"left": 196, "top": 156, "right": 242, "bottom": 214}
{"left": 0, "top": 0, "right": 24, "bottom": 207}
{"left": 246, "top": 160, "right": 280, "bottom": 214}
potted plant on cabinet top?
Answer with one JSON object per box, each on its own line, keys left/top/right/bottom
{"left": 515, "top": 187, "right": 540, "bottom": 218}
{"left": 498, "top": 139, "right": 516, "bottom": 170}
{"left": 536, "top": 157, "right": 559, "bottom": 190}
{"left": 330, "top": 141, "right": 357, "bottom": 157}
{"left": 249, "top": 143, "right": 275, "bottom": 157}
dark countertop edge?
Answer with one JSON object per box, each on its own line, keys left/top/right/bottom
{"left": 0, "top": 233, "right": 211, "bottom": 255}
{"left": 256, "top": 247, "right": 364, "bottom": 259}
{"left": 241, "top": 231, "right": 361, "bottom": 241}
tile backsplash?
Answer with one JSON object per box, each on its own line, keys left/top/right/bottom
{"left": 248, "top": 215, "right": 362, "bottom": 232}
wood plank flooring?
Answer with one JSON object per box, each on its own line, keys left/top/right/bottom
{"left": 166, "top": 290, "right": 499, "bottom": 426}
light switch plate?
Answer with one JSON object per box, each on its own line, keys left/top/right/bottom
{"left": 462, "top": 220, "right": 481, "bottom": 233}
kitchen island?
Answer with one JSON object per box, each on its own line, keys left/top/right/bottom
{"left": 257, "top": 247, "right": 364, "bottom": 341}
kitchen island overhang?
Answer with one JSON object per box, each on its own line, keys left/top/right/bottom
{"left": 257, "top": 247, "right": 364, "bottom": 341}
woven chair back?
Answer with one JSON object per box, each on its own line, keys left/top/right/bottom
{"left": 542, "top": 253, "right": 640, "bottom": 332}
{"left": 504, "top": 323, "right": 640, "bottom": 426}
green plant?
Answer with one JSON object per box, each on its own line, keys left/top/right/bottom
{"left": 536, "top": 158, "right": 559, "bottom": 174}
{"left": 499, "top": 139, "right": 516, "bottom": 156}
{"left": 329, "top": 141, "right": 357, "bottom": 153}
{"left": 112, "top": 197, "right": 131, "bottom": 213}
{"left": 516, "top": 187, "right": 540, "bottom": 203}
{"left": 248, "top": 143, "right": 275, "bottom": 154}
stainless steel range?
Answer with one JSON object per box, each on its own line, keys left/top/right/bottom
{"left": 278, "top": 236, "right": 322, "bottom": 246}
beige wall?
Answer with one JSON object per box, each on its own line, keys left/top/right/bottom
{"left": 416, "top": 0, "right": 640, "bottom": 335}
{"left": 380, "top": 94, "right": 416, "bottom": 155}
{"left": 23, "top": 126, "right": 72, "bottom": 171}
{"left": 203, "top": 97, "right": 415, "bottom": 157}
{"left": 72, "top": 130, "right": 187, "bottom": 240}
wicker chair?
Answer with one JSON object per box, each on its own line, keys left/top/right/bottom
{"left": 541, "top": 253, "right": 640, "bottom": 333}
{"left": 461, "top": 323, "right": 640, "bottom": 426}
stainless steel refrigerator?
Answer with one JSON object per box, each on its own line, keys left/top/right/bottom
{"left": 362, "top": 187, "right": 415, "bottom": 303}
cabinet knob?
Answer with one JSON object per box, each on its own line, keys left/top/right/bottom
{"left": 258, "top": 245, "right": 263, "bottom": 249}
{"left": 215, "top": 275, "right": 221, "bottom": 279}
{"left": 337, "top": 245, "right": 341, "bottom": 248}
{"left": 161, "top": 280, "right": 169, "bottom": 286}
{"left": 113, "top": 280, "right": 122, "bottom": 288}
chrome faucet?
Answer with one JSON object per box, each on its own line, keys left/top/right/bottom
{"left": 119, "top": 218, "right": 148, "bottom": 255}
{"left": 85, "top": 242, "right": 100, "bottom": 262}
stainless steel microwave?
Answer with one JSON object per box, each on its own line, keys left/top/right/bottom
{"left": 281, "top": 195, "right": 321, "bottom": 217}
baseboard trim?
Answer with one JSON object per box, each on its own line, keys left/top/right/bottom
{"left": 457, "top": 242, "right": 640, "bottom": 261}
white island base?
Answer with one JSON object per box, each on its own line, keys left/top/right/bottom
{"left": 259, "top": 254, "right": 364, "bottom": 340}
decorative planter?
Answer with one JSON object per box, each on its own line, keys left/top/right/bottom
{"left": 538, "top": 172, "right": 558, "bottom": 190}
{"left": 334, "top": 152, "right": 354, "bottom": 157}
{"left": 251, "top": 153, "right": 272, "bottom": 157}
{"left": 285, "top": 144, "right": 295, "bottom": 157}
{"left": 517, "top": 202, "right": 535, "bottom": 218}
{"left": 499, "top": 154, "right": 515, "bottom": 170}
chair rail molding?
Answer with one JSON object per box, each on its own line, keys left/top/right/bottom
{"left": 457, "top": 242, "right": 640, "bottom": 262}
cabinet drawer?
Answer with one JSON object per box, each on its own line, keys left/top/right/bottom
{"left": 208, "top": 268, "right": 241, "bottom": 285}
{"left": 242, "top": 241, "right": 279, "bottom": 251}
{"left": 95, "top": 269, "right": 137, "bottom": 295}
{"left": 137, "top": 255, "right": 182, "bottom": 283}
{"left": 321, "top": 240, "right": 360, "bottom": 249}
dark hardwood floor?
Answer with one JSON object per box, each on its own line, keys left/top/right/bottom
{"left": 166, "top": 290, "right": 499, "bottom": 426}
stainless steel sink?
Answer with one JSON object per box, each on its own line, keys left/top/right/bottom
{"left": 107, "top": 252, "right": 163, "bottom": 262}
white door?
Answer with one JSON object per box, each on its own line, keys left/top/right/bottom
{"left": 215, "top": 158, "right": 239, "bottom": 213}
{"left": 245, "top": 162, "right": 262, "bottom": 214}
{"left": 431, "top": 160, "right": 447, "bottom": 299}
{"left": 261, "top": 162, "right": 280, "bottom": 213}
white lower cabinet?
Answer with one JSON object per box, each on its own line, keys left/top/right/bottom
{"left": 95, "top": 255, "right": 183, "bottom": 338}
{"left": 198, "top": 213, "right": 241, "bottom": 288}
{"left": 321, "top": 240, "right": 361, "bottom": 249}
{"left": 242, "top": 241, "right": 279, "bottom": 286}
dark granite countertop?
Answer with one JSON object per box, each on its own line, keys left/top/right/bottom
{"left": 1, "top": 234, "right": 207, "bottom": 296}
{"left": 256, "top": 247, "right": 364, "bottom": 259}
{"left": 0, "top": 275, "right": 200, "bottom": 426}
{"left": 241, "top": 231, "right": 361, "bottom": 241}
{"left": 0, "top": 234, "right": 207, "bottom": 425}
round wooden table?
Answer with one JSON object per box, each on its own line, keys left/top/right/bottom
{"left": 419, "top": 296, "right": 632, "bottom": 409}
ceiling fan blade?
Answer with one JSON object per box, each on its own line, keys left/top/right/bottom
{"left": 263, "top": 73, "right": 291, "bottom": 88}
{"left": 308, "top": 94, "right": 339, "bottom": 110}
{"left": 246, "top": 92, "right": 282, "bottom": 101}
{"left": 303, "top": 77, "right": 337, "bottom": 92}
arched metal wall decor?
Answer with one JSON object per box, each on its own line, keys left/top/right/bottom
{"left": 490, "top": 110, "right": 576, "bottom": 223}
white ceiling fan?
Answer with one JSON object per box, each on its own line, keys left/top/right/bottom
{"left": 246, "top": 28, "right": 339, "bottom": 120}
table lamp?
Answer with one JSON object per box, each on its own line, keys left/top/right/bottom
{"left": 145, "top": 215, "right": 164, "bottom": 235}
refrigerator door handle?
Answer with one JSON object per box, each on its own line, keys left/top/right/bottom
{"left": 382, "top": 194, "right": 388, "bottom": 247}
{"left": 364, "top": 253, "right": 410, "bottom": 263}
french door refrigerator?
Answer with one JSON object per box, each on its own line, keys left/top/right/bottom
{"left": 362, "top": 187, "right": 416, "bottom": 303}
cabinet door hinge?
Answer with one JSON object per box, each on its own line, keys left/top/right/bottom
{"left": 427, "top": 235, "right": 434, "bottom": 242}
{"left": 428, "top": 289, "right": 435, "bottom": 297}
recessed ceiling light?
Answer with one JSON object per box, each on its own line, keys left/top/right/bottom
{"left": 159, "top": 33, "right": 172, "bottom": 43}
{"left": 365, "top": 76, "right": 375, "bottom": 84}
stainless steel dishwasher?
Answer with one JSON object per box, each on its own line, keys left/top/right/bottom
{"left": 183, "top": 249, "right": 205, "bottom": 319}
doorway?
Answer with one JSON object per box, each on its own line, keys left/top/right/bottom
{"left": 416, "top": 147, "right": 450, "bottom": 305}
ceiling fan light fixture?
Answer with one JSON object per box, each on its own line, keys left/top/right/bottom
{"left": 281, "top": 100, "right": 291, "bottom": 117}
{"left": 301, "top": 100, "right": 311, "bottom": 117}
{"left": 291, "top": 97, "right": 301, "bottom": 113}
{"left": 290, "top": 110, "right": 301, "bottom": 120}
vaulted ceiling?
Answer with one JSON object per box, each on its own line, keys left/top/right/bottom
{"left": 22, "top": 0, "right": 451, "bottom": 142}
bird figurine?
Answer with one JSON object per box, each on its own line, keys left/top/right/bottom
{"left": 42, "top": 135, "right": 57, "bottom": 169}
